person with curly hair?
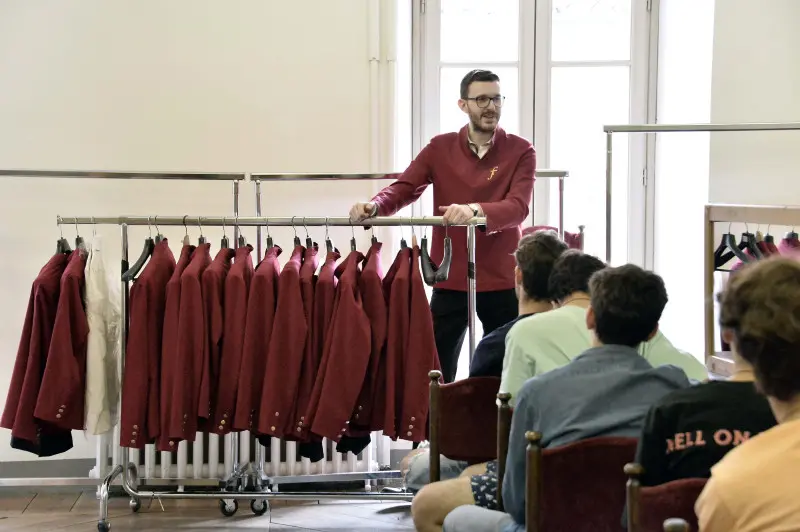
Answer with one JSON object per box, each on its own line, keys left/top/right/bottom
{"left": 696, "top": 257, "right": 800, "bottom": 532}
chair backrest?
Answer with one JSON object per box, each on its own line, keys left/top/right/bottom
{"left": 526, "top": 432, "right": 638, "bottom": 532}
{"left": 428, "top": 371, "right": 502, "bottom": 467}
{"left": 625, "top": 463, "right": 706, "bottom": 532}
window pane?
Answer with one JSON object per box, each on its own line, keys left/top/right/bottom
{"left": 441, "top": 0, "right": 519, "bottom": 62}
{"left": 551, "top": 0, "right": 631, "bottom": 62}
{"left": 440, "top": 66, "right": 519, "bottom": 136}
{"left": 548, "top": 66, "right": 630, "bottom": 264}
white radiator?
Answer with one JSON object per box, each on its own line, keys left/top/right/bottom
{"left": 92, "top": 427, "right": 393, "bottom": 482}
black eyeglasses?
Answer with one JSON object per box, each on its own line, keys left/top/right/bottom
{"left": 465, "top": 95, "right": 505, "bottom": 108}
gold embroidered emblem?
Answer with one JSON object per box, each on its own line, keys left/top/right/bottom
{"left": 488, "top": 166, "right": 499, "bottom": 181}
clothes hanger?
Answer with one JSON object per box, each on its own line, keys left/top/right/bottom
{"left": 786, "top": 224, "right": 798, "bottom": 240}
{"left": 55, "top": 216, "right": 72, "bottom": 254}
{"left": 715, "top": 223, "right": 750, "bottom": 268}
{"left": 739, "top": 224, "right": 763, "bottom": 259}
{"left": 74, "top": 220, "right": 86, "bottom": 251}
{"left": 182, "top": 216, "right": 191, "bottom": 246}
{"left": 324, "top": 217, "right": 335, "bottom": 254}
{"left": 420, "top": 217, "right": 453, "bottom": 286}
{"left": 302, "top": 217, "right": 314, "bottom": 249}
{"left": 399, "top": 220, "right": 408, "bottom": 250}
{"left": 221, "top": 217, "right": 230, "bottom": 248}
{"left": 350, "top": 220, "right": 357, "bottom": 252}
{"left": 265, "top": 217, "right": 274, "bottom": 250}
{"left": 121, "top": 216, "right": 155, "bottom": 282}
{"left": 235, "top": 215, "right": 246, "bottom": 248}
{"left": 197, "top": 218, "right": 207, "bottom": 245}
{"left": 370, "top": 225, "right": 378, "bottom": 245}
{"left": 153, "top": 216, "right": 165, "bottom": 243}
{"left": 290, "top": 216, "right": 302, "bottom": 247}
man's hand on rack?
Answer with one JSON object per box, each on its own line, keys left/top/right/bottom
{"left": 439, "top": 204, "right": 476, "bottom": 225}
{"left": 349, "top": 202, "right": 377, "bottom": 222}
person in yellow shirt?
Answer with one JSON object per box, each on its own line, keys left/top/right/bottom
{"left": 696, "top": 257, "right": 800, "bottom": 532}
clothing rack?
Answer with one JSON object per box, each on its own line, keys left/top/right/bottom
{"left": 703, "top": 203, "right": 800, "bottom": 377}
{"left": 603, "top": 122, "right": 800, "bottom": 263}
{"left": 0, "top": 170, "right": 243, "bottom": 493}
{"left": 53, "top": 214, "right": 484, "bottom": 531}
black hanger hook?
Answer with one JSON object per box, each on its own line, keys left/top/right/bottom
{"left": 291, "top": 216, "right": 298, "bottom": 238}
{"left": 57, "top": 215, "right": 64, "bottom": 239}
{"left": 325, "top": 217, "right": 330, "bottom": 240}
{"left": 222, "top": 216, "right": 227, "bottom": 238}
{"left": 197, "top": 217, "right": 204, "bottom": 238}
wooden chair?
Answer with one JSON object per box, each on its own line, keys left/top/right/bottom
{"left": 428, "top": 371, "right": 513, "bottom": 508}
{"left": 524, "top": 431, "right": 638, "bottom": 532}
{"left": 625, "top": 463, "right": 706, "bottom": 532}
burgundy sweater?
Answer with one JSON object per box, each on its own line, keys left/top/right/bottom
{"left": 371, "top": 125, "right": 535, "bottom": 291}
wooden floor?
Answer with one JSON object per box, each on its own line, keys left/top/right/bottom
{"left": 0, "top": 491, "right": 414, "bottom": 531}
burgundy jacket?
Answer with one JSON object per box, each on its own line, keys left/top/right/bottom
{"left": 168, "top": 243, "right": 211, "bottom": 441}
{"left": 257, "top": 246, "right": 307, "bottom": 438}
{"left": 233, "top": 246, "right": 281, "bottom": 432}
{"left": 309, "top": 251, "right": 372, "bottom": 441}
{"left": 120, "top": 241, "right": 176, "bottom": 448}
{"left": 157, "top": 243, "right": 193, "bottom": 451}
{"left": 1, "top": 253, "right": 71, "bottom": 456}
{"left": 212, "top": 245, "right": 253, "bottom": 435}
{"left": 382, "top": 247, "right": 412, "bottom": 440}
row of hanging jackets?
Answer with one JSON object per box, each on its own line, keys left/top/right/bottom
{"left": 119, "top": 234, "right": 439, "bottom": 461}
{"left": 2, "top": 236, "right": 121, "bottom": 457}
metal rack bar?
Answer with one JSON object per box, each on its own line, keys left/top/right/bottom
{"left": 0, "top": 169, "right": 246, "bottom": 180}
{"left": 58, "top": 215, "right": 486, "bottom": 227}
{"left": 250, "top": 170, "right": 568, "bottom": 180}
{"left": 603, "top": 122, "right": 800, "bottom": 263}
{"left": 703, "top": 203, "right": 800, "bottom": 378}
{"left": 95, "top": 213, "right": 480, "bottom": 529}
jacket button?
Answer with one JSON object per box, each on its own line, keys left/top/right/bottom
{"left": 131, "top": 439, "right": 136, "bottom": 444}
{"left": 56, "top": 414, "right": 62, "bottom": 419}
{"left": 184, "top": 414, "right": 188, "bottom": 419}
{"left": 169, "top": 441, "right": 175, "bottom": 447}
{"left": 296, "top": 427, "right": 301, "bottom": 432}
{"left": 410, "top": 417, "right": 416, "bottom": 422}
{"left": 133, "top": 425, "right": 139, "bottom": 430}
{"left": 220, "top": 420, "right": 226, "bottom": 425}
{"left": 408, "top": 425, "right": 413, "bottom": 430}
{"left": 58, "top": 408, "right": 64, "bottom": 413}
{"left": 406, "top": 431, "right": 412, "bottom": 437}
{"left": 60, "top": 404, "right": 66, "bottom": 409}
{"left": 132, "top": 431, "right": 137, "bottom": 436}
{"left": 270, "top": 426, "right": 276, "bottom": 431}
{"left": 218, "top": 425, "right": 224, "bottom": 431}
{"left": 223, "top": 413, "right": 228, "bottom": 418}
{"left": 355, "top": 414, "right": 359, "bottom": 419}
{"left": 300, "top": 416, "right": 304, "bottom": 421}
{"left": 358, "top": 406, "right": 363, "bottom": 411}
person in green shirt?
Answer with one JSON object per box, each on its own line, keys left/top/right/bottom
{"left": 500, "top": 250, "right": 708, "bottom": 404}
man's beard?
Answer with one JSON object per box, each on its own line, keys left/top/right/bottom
{"left": 470, "top": 109, "right": 499, "bottom": 133}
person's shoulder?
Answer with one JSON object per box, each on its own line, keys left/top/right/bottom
{"left": 509, "top": 306, "right": 582, "bottom": 334}
{"left": 649, "top": 363, "right": 692, "bottom": 388}
{"left": 428, "top": 131, "right": 460, "bottom": 147}
{"left": 499, "top": 129, "right": 534, "bottom": 150}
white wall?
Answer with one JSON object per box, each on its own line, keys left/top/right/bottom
{"left": 0, "top": 0, "right": 398, "bottom": 462}
{"left": 708, "top": 0, "right": 800, "bottom": 205}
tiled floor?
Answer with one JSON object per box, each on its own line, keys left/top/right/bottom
{"left": 0, "top": 491, "right": 414, "bottom": 531}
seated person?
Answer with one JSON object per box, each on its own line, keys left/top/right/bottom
{"left": 469, "top": 230, "right": 567, "bottom": 378}
{"left": 413, "top": 264, "right": 692, "bottom": 532}
{"left": 501, "top": 251, "right": 707, "bottom": 405}
{"left": 634, "top": 349, "right": 776, "bottom": 488}
{"left": 696, "top": 258, "right": 800, "bottom": 532}
{"left": 403, "top": 230, "right": 567, "bottom": 493}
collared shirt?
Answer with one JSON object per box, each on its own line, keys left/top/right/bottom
{"left": 467, "top": 123, "right": 494, "bottom": 159}
{"left": 501, "top": 344, "right": 692, "bottom": 532}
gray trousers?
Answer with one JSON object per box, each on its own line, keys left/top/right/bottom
{"left": 443, "top": 505, "right": 516, "bottom": 531}
{"left": 405, "top": 449, "right": 468, "bottom": 492}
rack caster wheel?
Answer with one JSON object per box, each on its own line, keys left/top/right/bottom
{"left": 250, "top": 499, "right": 269, "bottom": 516}
{"left": 97, "top": 521, "right": 110, "bottom": 532}
{"left": 219, "top": 499, "right": 238, "bottom": 517}
{"left": 129, "top": 498, "right": 141, "bottom": 512}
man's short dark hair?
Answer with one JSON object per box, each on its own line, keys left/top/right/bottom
{"left": 588, "top": 264, "right": 668, "bottom": 347}
{"left": 547, "top": 250, "right": 606, "bottom": 302}
{"left": 460, "top": 69, "right": 500, "bottom": 99}
{"left": 514, "top": 231, "right": 569, "bottom": 300}
{"left": 719, "top": 257, "right": 800, "bottom": 401}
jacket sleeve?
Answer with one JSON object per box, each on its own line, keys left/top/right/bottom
{"left": 310, "top": 286, "right": 371, "bottom": 441}
{"left": 213, "top": 276, "right": 247, "bottom": 434}
{"left": 35, "top": 273, "right": 88, "bottom": 431}
{"left": 371, "top": 143, "right": 434, "bottom": 216}
{"left": 257, "top": 271, "right": 308, "bottom": 437}
{"left": 119, "top": 286, "right": 149, "bottom": 448}
{"left": 479, "top": 146, "right": 535, "bottom": 234}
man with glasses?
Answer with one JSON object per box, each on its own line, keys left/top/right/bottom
{"left": 349, "top": 69, "right": 536, "bottom": 383}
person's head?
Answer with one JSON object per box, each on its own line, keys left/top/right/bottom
{"left": 547, "top": 250, "right": 606, "bottom": 304}
{"left": 514, "top": 230, "right": 569, "bottom": 302}
{"left": 719, "top": 257, "right": 800, "bottom": 413}
{"left": 586, "top": 264, "right": 668, "bottom": 348}
{"left": 458, "top": 69, "right": 503, "bottom": 134}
